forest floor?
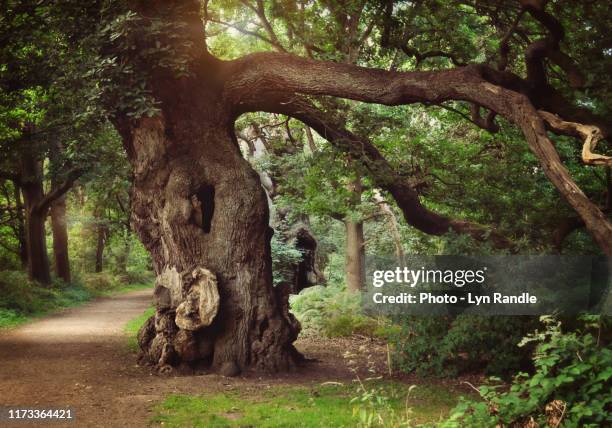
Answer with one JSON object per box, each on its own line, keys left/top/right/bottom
{"left": 0, "top": 289, "right": 474, "bottom": 427}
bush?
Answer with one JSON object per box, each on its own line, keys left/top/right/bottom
{"left": 389, "top": 315, "right": 535, "bottom": 377}
{"left": 122, "top": 269, "right": 154, "bottom": 285}
{"left": 271, "top": 231, "right": 303, "bottom": 287}
{"left": 82, "top": 271, "right": 122, "bottom": 291}
{"left": 290, "top": 285, "right": 337, "bottom": 335}
{"left": 0, "top": 271, "right": 57, "bottom": 314}
{"left": 0, "top": 308, "right": 29, "bottom": 328}
{"left": 442, "top": 315, "right": 612, "bottom": 427}
{"left": 290, "top": 286, "right": 383, "bottom": 338}
{"left": 323, "top": 313, "right": 379, "bottom": 338}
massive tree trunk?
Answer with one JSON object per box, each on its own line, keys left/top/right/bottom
{"left": 50, "top": 193, "right": 70, "bottom": 282}
{"left": 122, "top": 102, "right": 299, "bottom": 375}
{"left": 113, "top": 2, "right": 300, "bottom": 376}
{"left": 126, "top": 115, "right": 299, "bottom": 374}
{"left": 20, "top": 152, "right": 51, "bottom": 285}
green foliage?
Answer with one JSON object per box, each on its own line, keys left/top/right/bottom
{"left": 290, "top": 285, "right": 384, "bottom": 338}
{"left": 119, "top": 269, "right": 155, "bottom": 286}
{"left": 0, "top": 308, "right": 28, "bottom": 328}
{"left": 350, "top": 381, "right": 417, "bottom": 427}
{"left": 443, "top": 315, "right": 612, "bottom": 427}
{"left": 0, "top": 270, "right": 60, "bottom": 314}
{"left": 81, "top": 271, "right": 122, "bottom": 291}
{"left": 389, "top": 315, "right": 534, "bottom": 377}
{"left": 270, "top": 230, "right": 302, "bottom": 287}
{"left": 290, "top": 285, "right": 336, "bottom": 335}
{"left": 323, "top": 313, "right": 379, "bottom": 339}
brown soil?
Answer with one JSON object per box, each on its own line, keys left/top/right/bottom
{"left": 0, "top": 289, "right": 470, "bottom": 427}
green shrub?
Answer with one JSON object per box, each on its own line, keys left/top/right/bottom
{"left": 82, "top": 271, "right": 121, "bottom": 291}
{"left": 122, "top": 269, "right": 154, "bottom": 285}
{"left": 389, "top": 315, "right": 534, "bottom": 377}
{"left": 290, "top": 285, "right": 336, "bottom": 335}
{"left": 0, "top": 308, "right": 29, "bottom": 328}
{"left": 442, "top": 315, "right": 612, "bottom": 427}
{"left": 271, "top": 231, "right": 303, "bottom": 287}
{"left": 290, "top": 286, "right": 384, "bottom": 338}
{"left": 0, "top": 271, "right": 57, "bottom": 314}
{"left": 323, "top": 313, "right": 379, "bottom": 338}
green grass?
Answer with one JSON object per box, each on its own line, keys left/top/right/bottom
{"left": 99, "top": 281, "right": 152, "bottom": 296}
{"left": 151, "top": 382, "right": 466, "bottom": 427}
{"left": 124, "top": 305, "right": 155, "bottom": 351}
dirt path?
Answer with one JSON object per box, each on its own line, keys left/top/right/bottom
{"left": 0, "top": 289, "right": 395, "bottom": 427}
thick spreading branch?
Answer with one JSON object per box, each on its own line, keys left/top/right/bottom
{"left": 222, "top": 52, "right": 612, "bottom": 255}
{"left": 239, "top": 93, "right": 512, "bottom": 247}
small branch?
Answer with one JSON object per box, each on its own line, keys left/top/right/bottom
{"left": 240, "top": 0, "right": 287, "bottom": 52}
{"left": 539, "top": 111, "right": 611, "bottom": 166}
{"left": 208, "top": 18, "right": 278, "bottom": 48}
{"left": 497, "top": 8, "right": 526, "bottom": 71}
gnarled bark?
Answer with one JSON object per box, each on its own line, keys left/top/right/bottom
{"left": 121, "top": 108, "right": 299, "bottom": 374}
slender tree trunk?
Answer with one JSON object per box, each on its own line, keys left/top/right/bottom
{"left": 345, "top": 219, "right": 365, "bottom": 292}
{"left": 345, "top": 176, "right": 365, "bottom": 292}
{"left": 49, "top": 142, "right": 71, "bottom": 282}
{"left": 50, "top": 193, "right": 70, "bottom": 282}
{"left": 20, "top": 152, "right": 51, "bottom": 285}
{"left": 304, "top": 126, "right": 317, "bottom": 153}
{"left": 94, "top": 221, "right": 106, "bottom": 273}
{"left": 117, "top": 230, "right": 130, "bottom": 274}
